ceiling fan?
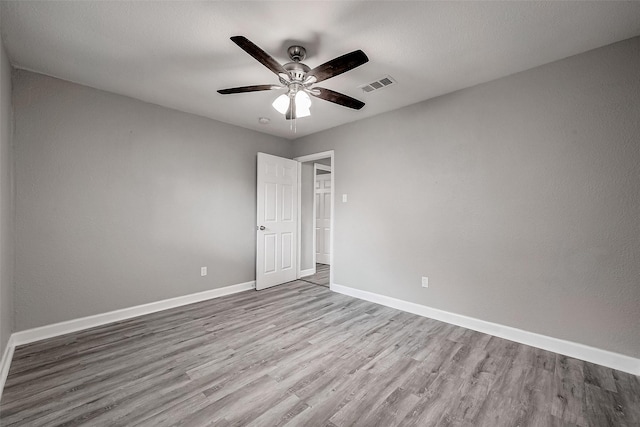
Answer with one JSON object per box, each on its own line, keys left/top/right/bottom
{"left": 218, "top": 36, "right": 369, "bottom": 120}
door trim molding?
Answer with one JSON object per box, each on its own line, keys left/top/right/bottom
{"left": 294, "top": 150, "right": 335, "bottom": 287}
{"left": 331, "top": 282, "right": 640, "bottom": 376}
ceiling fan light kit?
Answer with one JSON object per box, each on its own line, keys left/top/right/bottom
{"left": 218, "top": 36, "right": 368, "bottom": 125}
{"left": 272, "top": 91, "right": 311, "bottom": 118}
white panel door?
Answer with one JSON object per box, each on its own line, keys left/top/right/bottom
{"left": 256, "top": 153, "right": 298, "bottom": 290}
{"left": 315, "top": 172, "right": 331, "bottom": 265}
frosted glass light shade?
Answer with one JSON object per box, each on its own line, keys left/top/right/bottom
{"left": 271, "top": 91, "right": 312, "bottom": 117}
{"left": 272, "top": 94, "right": 289, "bottom": 114}
{"left": 295, "top": 91, "right": 311, "bottom": 118}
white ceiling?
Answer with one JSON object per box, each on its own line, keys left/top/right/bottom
{"left": 2, "top": 1, "right": 640, "bottom": 140}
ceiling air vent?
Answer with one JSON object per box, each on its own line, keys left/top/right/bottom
{"left": 358, "top": 75, "right": 396, "bottom": 93}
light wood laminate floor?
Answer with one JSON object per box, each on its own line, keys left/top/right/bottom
{"left": 300, "top": 263, "right": 330, "bottom": 287}
{"left": 1, "top": 281, "right": 638, "bottom": 426}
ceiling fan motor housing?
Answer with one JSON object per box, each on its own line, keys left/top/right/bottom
{"left": 284, "top": 61, "right": 310, "bottom": 82}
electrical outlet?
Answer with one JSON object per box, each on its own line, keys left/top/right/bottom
{"left": 421, "top": 276, "right": 429, "bottom": 288}
{"left": 201, "top": 267, "right": 207, "bottom": 276}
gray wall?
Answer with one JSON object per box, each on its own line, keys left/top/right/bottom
{"left": 13, "top": 70, "right": 293, "bottom": 330}
{"left": 293, "top": 37, "right": 640, "bottom": 358}
{"left": 0, "top": 33, "right": 14, "bottom": 354}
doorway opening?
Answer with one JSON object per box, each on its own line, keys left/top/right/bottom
{"left": 295, "top": 150, "right": 334, "bottom": 289}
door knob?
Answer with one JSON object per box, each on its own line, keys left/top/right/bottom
{"left": 258, "top": 225, "right": 266, "bottom": 231}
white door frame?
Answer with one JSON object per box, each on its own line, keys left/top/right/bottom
{"left": 313, "top": 164, "right": 332, "bottom": 267}
{"left": 294, "top": 150, "right": 335, "bottom": 288}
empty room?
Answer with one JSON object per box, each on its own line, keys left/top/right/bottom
{"left": 0, "top": 1, "right": 639, "bottom": 426}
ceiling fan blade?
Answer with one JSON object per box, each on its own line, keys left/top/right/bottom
{"left": 311, "top": 87, "right": 365, "bottom": 110}
{"left": 217, "top": 85, "right": 279, "bottom": 95}
{"left": 285, "top": 96, "right": 296, "bottom": 120}
{"left": 307, "top": 50, "right": 369, "bottom": 83}
{"left": 230, "top": 36, "right": 287, "bottom": 76}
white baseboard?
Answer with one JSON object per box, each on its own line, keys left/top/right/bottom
{"left": 331, "top": 283, "right": 640, "bottom": 376}
{"left": 299, "top": 268, "right": 316, "bottom": 278}
{"left": 11, "top": 280, "right": 255, "bottom": 347}
{"left": 0, "top": 335, "right": 16, "bottom": 401}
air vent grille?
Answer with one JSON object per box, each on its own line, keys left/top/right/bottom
{"left": 358, "top": 75, "right": 396, "bottom": 93}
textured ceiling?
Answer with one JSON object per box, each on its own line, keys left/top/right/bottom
{"left": 2, "top": 1, "right": 640, "bottom": 140}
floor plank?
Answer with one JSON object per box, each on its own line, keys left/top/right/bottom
{"left": 1, "top": 280, "right": 638, "bottom": 426}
